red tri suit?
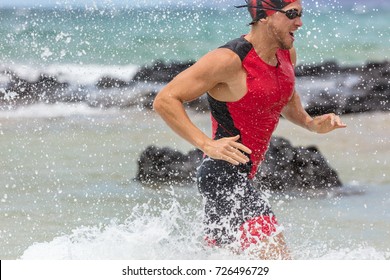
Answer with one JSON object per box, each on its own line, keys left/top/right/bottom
{"left": 196, "top": 36, "right": 295, "bottom": 247}
{"left": 208, "top": 36, "right": 295, "bottom": 178}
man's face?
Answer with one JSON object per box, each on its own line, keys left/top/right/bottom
{"left": 267, "top": 0, "right": 303, "bottom": 50}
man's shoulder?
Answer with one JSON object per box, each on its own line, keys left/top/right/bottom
{"left": 218, "top": 37, "right": 253, "bottom": 61}
{"left": 191, "top": 38, "right": 248, "bottom": 78}
{"left": 190, "top": 47, "right": 242, "bottom": 80}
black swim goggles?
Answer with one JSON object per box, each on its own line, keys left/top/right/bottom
{"left": 276, "top": 8, "right": 303, "bottom": 19}
{"left": 235, "top": 5, "right": 303, "bottom": 20}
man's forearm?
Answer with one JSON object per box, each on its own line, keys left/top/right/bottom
{"left": 281, "top": 91, "right": 313, "bottom": 131}
{"left": 153, "top": 94, "right": 211, "bottom": 151}
{"left": 281, "top": 90, "right": 347, "bottom": 133}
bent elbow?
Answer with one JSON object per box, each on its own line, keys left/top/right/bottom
{"left": 152, "top": 94, "right": 163, "bottom": 114}
{"left": 153, "top": 88, "right": 184, "bottom": 116}
{"left": 153, "top": 92, "right": 169, "bottom": 116}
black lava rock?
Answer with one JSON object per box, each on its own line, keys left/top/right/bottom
{"left": 136, "top": 136, "right": 342, "bottom": 191}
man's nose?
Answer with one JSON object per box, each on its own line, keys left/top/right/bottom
{"left": 295, "top": 16, "right": 303, "bottom": 27}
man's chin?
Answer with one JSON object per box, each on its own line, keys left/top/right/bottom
{"left": 280, "top": 43, "right": 294, "bottom": 50}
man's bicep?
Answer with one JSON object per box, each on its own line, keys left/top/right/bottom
{"left": 167, "top": 68, "right": 216, "bottom": 102}
{"left": 167, "top": 50, "right": 234, "bottom": 102}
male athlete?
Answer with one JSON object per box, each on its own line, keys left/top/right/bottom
{"left": 153, "top": 0, "right": 346, "bottom": 259}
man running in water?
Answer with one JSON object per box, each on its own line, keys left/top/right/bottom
{"left": 153, "top": 0, "right": 346, "bottom": 259}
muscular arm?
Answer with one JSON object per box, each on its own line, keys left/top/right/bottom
{"left": 153, "top": 49, "right": 252, "bottom": 165}
{"left": 281, "top": 90, "right": 313, "bottom": 130}
{"left": 281, "top": 48, "right": 346, "bottom": 133}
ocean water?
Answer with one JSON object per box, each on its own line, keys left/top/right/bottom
{"left": 0, "top": 106, "right": 389, "bottom": 260}
{"left": 0, "top": 1, "right": 390, "bottom": 260}
{"left": 0, "top": 2, "right": 389, "bottom": 66}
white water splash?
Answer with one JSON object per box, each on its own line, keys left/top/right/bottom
{"left": 1, "top": 63, "right": 139, "bottom": 85}
{"left": 0, "top": 103, "right": 118, "bottom": 119}
{"left": 21, "top": 200, "right": 212, "bottom": 260}
{"left": 20, "top": 198, "right": 389, "bottom": 260}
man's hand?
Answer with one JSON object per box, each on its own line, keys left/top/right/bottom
{"left": 203, "top": 135, "right": 252, "bottom": 165}
{"left": 308, "top": 113, "right": 347, "bottom": 134}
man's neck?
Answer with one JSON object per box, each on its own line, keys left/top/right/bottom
{"left": 245, "top": 28, "right": 279, "bottom": 66}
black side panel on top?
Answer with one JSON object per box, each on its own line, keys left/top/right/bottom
{"left": 208, "top": 37, "right": 252, "bottom": 139}
{"left": 218, "top": 37, "right": 252, "bottom": 62}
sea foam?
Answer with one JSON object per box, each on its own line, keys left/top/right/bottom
{"left": 20, "top": 198, "right": 389, "bottom": 260}
{"left": 0, "top": 103, "right": 117, "bottom": 119}
{"left": 1, "top": 63, "right": 139, "bottom": 86}
{"left": 20, "top": 200, "right": 225, "bottom": 260}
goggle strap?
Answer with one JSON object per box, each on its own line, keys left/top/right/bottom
{"left": 261, "top": 0, "right": 279, "bottom": 9}
{"left": 243, "top": 0, "right": 279, "bottom": 9}
{"left": 234, "top": 5, "right": 285, "bottom": 13}
{"left": 235, "top": 5, "right": 301, "bottom": 17}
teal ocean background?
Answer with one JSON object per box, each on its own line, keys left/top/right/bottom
{"left": 0, "top": 0, "right": 389, "bottom": 259}
{"left": 1, "top": 1, "right": 389, "bottom": 67}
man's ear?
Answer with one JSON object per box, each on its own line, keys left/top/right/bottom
{"left": 258, "top": 17, "right": 268, "bottom": 23}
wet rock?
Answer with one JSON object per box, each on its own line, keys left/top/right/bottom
{"left": 295, "top": 60, "right": 340, "bottom": 77}
{"left": 136, "top": 90, "right": 158, "bottom": 110}
{"left": 1, "top": 71, "right": 69, "bottom": 105}
{"left": 136, "top": 136, "right": 342, "bottom": 191}
{"left": 343, "top": 89, "right": 389, "bottom": 114}
{"left": 136, "top": 145, "right": 203, "bottom": 185}
{"left": 304, "top": 90, "right": 344, "bottom": 116}
{"left": 132, "top": 60, "right": 194, "bottom": 83}
{"left": 256, "top": 137, "right": 342, "bottom": 191}
{"left": 96, "top": 76, "right": 128, "bottom": 89}
{"left": 121, "top": 89, "right": 158, "bottom": 109}
{"left": 300, "top": 60, "right": 390, "bottom": 115}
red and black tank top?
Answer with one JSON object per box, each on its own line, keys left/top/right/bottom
{"left": 208, "top": 37, "right": 295, "bottom": 178}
